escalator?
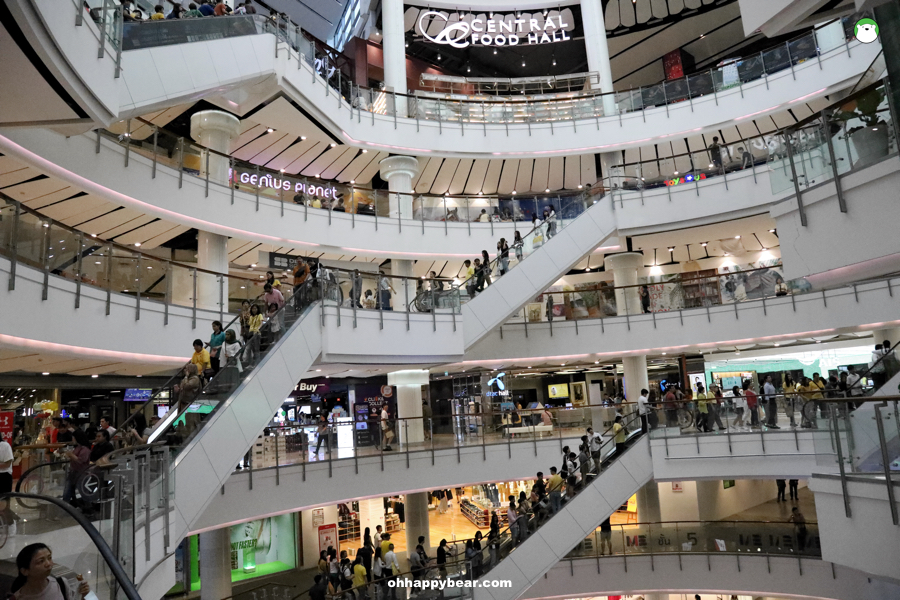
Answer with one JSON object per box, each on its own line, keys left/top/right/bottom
{"left": 0, "top": 493, "right": 141, "bottom": 600}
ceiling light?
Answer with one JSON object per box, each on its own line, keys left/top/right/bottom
{"left": 250, "top": 263, "right": 257, "bottom": 268}
{"left": 493, "top": 48, "right": 497, "bottom": 55}
{"left": 91, "top": 374, "right": 99, "bottom": 378}
{"left": 708, "top": 163, "right": 714, "bottom": 168}
{"left": 266, "top": 128, "right": 274, "bottom": 133}
{"left": 577, "top": 184, "right": 583, "bottom": 189}
{"left": 552, "top": 57, "right": 557, "bottom": 66}
{"left": 437, "top": 54, "right": 441, "bottom": 60}
{"left": 42, "top": 222, "right": 49, "bottom": 228}
{"left": 405, "top": 42, "right": 409, "bottom": 47}
{"left": 522, "top": 60, "right": 526, "bottom": 67}
{"left": 350, "top": 180, "right": 355, "bottom": 184}
{"left": 134, "top": 243, "right": 141, "bottom": 247}
{"left": 362, "top": 149, "right": 368, "bottom": 153}
{"left": 316, "top": 369, "right": 322, "bottom": 372}
{"left": 301, "top": 136, "right": 307, "bottom": 140}
{"left": 768, "top": 228, "right": 776, "bottom": 233}
{"left": 545, "top": 189, "right": 550, "bottom": 193}
{"left": 661, "top": 352, "right": 667, "bottom": 355}
{"left": 467, "top": 65, "right": 471, "bottom": 73}
{"left": 512, "top": 191, "right": 517, "bottom": 195}
{"left": 91, "top": 234, "right": 96, "bottom": 238}
{"left": 774, "top": 343, "right": 780, "bottom": 347}
{"left": 735, "top": 235, "right": 741, "bottom": 239}
{"left": 315, "top": 174, "right": 320, "bottom": 178}
{"left": 673, "top": 171, "right": 679, "bottom": 175}
{"left": 667, "top": 247, "right": 675, "bottom": 252}
{"left": 280, "top": 169, "right": 285, "bottom": 173}
{"left": 585, "top": 267, "right": 591, "bottom": 271}
{"left": 700, "top": 242, "right": 708, "bottom": 247}
{"left": 330, "top": 143, "right": 336, "bottom": 147}
{"left": 42, "top": 372, "right": 49, "bottom": 376}
{"left": 95, "top": 261, "right": 101, "bottom": 265}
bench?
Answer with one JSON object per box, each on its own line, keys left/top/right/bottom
{"left": 507, "top": 424, "right": 554, "bottom": 437}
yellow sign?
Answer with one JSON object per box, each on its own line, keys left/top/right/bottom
{"left": 547, "top": 384, "right": 569, "bottom": 399}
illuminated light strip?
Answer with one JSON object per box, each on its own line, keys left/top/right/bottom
{"left": 735, "top": 105, "right": 781, "bottom": 121}
{"left": 0, "top": 333, "right": 185, "bottom": 365}
{"left": 791, "top": 87, "right": 828, "bottom": 103}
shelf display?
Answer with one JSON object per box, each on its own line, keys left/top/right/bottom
{"left": 460, "top": 498, "right": 507, "bottom": 528}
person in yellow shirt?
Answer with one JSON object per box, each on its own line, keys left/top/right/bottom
{"left": 351, "top": 556, "right": 367, "bottom": 598}
{"left": 464, "top": 259, "right": 476, "bottom": 299}
{"left": 613, "top": 415, "right": 627, "bottom": 454}
{"left": 795, "top": 377, "right": 820, "bottom": 427}
{"left": 696, "top": 386, "right": 710, "bottom": 432}
{"left": 380, "top": 533, "right": 392, "bottom": 559}
{"left": 190, "top": 339, "right": 211, "bottom": 372}
{"left": 546, "top": 467, "right": 564, "bottom": 514}
{"left": 150, "top": 4, "right": 165, "bottom": 19}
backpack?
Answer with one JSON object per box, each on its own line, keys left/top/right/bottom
{"left": 343, "top": 564, "right": 353, "bottom": 580}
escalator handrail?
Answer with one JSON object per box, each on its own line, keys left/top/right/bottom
{"left": 14, "top": 460, "right": 69, "bottom": 493}
{"left": 0, "top": 492, "right": 142, "bottom": 600}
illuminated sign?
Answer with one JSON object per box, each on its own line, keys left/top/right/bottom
{"left": 230, "top": 168, "right": 338, "bottom": 199}
{"left": 413, "top": 9, "right": 574, "bottom": 48}
{"left": 665, "top": 173, "right": 707, "bottom": 187}
{"left": 485, "top": 372, "right": 509, "bottom": 397}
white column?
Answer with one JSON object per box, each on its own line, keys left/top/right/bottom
{"left": 358, "top": 498, "right": 386, "bottom": 542}
{"left": 381, "top": 0, "right": 408, "bottom": 116}
{"left": 380, "top": 156, "right": 420, "bottom": 310}
{"left": 404, "top": 492, "right": 431, "bottom": 557}
{"left": 580, "top": 0, "right": 615, "bottom": 116}
{"left": 199, "top": 528, "right": 232, "bottom": 600}
{"left": 623, "top": 355, "right": 649, "bottom": 404}
{"left": 604, "top": 252, "right": 644, "bottom": 316}
{"left": 873, "top": 328, "right": 900, "bottom": 348}
{"left": 388, "top": 369, "right": 429, "bottom": 444}
{"left": 635, "top": 480, "right": 661, "bottom": 523}
{"left": 190, "top": 111, "right": 241, "bottom": 311}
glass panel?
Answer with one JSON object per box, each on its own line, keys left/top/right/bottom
{"left": 0, "top": 201, "right": 19, "bottom": 258}
{"left": 738, "top": 54, "right": 765, "bottom": 84}
{"left": 121, "top": 14, "right": 266, "bottom": 51}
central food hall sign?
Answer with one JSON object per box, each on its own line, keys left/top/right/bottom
{"left": 407, "top": 7, "right": 576, "bottom": 48}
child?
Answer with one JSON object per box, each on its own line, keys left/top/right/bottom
{"left": 265, "top": 302, "right": 282, "bottom": 343}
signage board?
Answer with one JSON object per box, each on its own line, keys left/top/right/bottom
{"left": 410, "top": 8, "right": 576, "bottom": 48}
{"left": 0, "top": 412, "right": 12, "bottom": 445}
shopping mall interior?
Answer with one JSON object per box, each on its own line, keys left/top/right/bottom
{"left": 0, "top": 0, "right": 899, "bottom": 599}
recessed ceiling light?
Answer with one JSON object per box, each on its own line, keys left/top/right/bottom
{"left": 361, "top": 149, "right": 368, "bottom": 153}
{"left": 674, "top": 171, "right": 679, "bottom": 175}
{"left": 42, "top": 372, "right": 49, "bottom": 376}
{"left": 280, "top": 169, "right": 285, "bottom": 173}
{"left": 301, "top": 136, "right": 307, "bottom": 140}
{"left": 266, "top": 128, "right": 274, "bottom": 133}
{"left": 545, "top": 189, "right": 550, "bottom": 193}
{"left": 350, "top": 180, "right": 355, "bottom": 184}
{"left": 330, "top": 143, "right": 336, "bottom": 147}
{"left": 661, "top": 352, "right": 666, "bottom": 355}
{"left": 315, "top": 174, "right": 320, "bottom": 178}
{"left": 667, "top": 247, "right": 675, "bottom": 252}
{"left": 91, "top": 374, "right": 99, "bottom": 378}
{"left": 700, "top": 242, "right": 708, "bottom": 247}
{"left": 768, "top": 228, "right": 776, "bottom": 233}
{"left": 774, "top": 343, "right": 780, "bottom": 347}
{"left": 512, "top": 191, "right": 517, "bottom": 195}
{"left": 577, "top": 184, "right": 583, "bottom": 189}
{"left": 250, "top": 263, "right": 257, "bottom": 268}
{"left": 316, "top": 369, "right": 322, "bottom": 372}
{"left": 134, "top": 243, "right": 141, "bottom": 247}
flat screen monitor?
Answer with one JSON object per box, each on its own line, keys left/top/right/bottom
{"left": 527, "top": 402, "right": 540, "bottom": 410}
{"left": 547, "top": 384, "right": 569, "bottom": 399}
{"left": 124, "top": 388, "right": 152, "bottom": 402}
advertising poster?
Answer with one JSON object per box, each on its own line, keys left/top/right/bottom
{"left": 229, "top": 514, "right": 296, "bottom": 578}
{"left": 640, "top": 274, "right": 685, "bottom": 312}
{"left": 318, "top": 523, "right": 338, "bottom": 555}
{"left": 0, "top": 412, "right": 13, "bottom": 444}
{"left": 718, "top": 258, "right": 784, "bottom": 303}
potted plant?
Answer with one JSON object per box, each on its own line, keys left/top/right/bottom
{"left": 839, "top": 88, "right": 890, "bottom": 166}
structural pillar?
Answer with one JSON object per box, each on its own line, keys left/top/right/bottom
{"left": 635, "top": 480, "right": 661, "bottom": 523}
{"left": 388, "top": 369, "right": 429, "bottom": 444}
{"left": 358, "top": 498, "right": 386, "bottom": 543}
{"left": 190, "top": 110, "right": 241, "bottom": 311}
{"left": 404, "top": 492, "right": 431, "bottom": 556}
{"left": 380, "top": 156, "right": 420, "bottom": 310}
{"left": 606, "top": 252, "right": 649, "bottom": 400}
{"left": 381, "top": 0, "right": 408, "bottom": 116}
{"left": 579, "top": 0, "right": 615, "bottom": 115}
{"left": 199, "top": 527, "right": 232, "bottom": 600}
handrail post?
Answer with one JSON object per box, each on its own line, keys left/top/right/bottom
{"left": 784, "top": 131, "right": 808, "bottom": 226}
{"left": 431, "top": 286, "right": 436, "bottom": 331}
{"left": 230, "top": 157, "right": 235, "bottom": 205}
{"left": 151, "top": 126, "right": 158, "bottom": 178}
{"left": 104, "top": 244, "right": 112, "bottom": 315}
{"left": 874, "top": 402, "right": 899, "bottom": 525}
{"left": 204, "top": 150, "right": 210, "bottom": 197}
{"left": 74, "top": 232, "right": 84, "bottom": 309}
{"left": 135, "top": 253, "right": 141, "bottom": 321}
{"left": 41, "top": 218, "right": 50, "bottom": 300}
{"left": 124, "top": 119, "right": 131, "bottom": 167}
{"left": 164, "top": 261, "right": 171, "bottom": 325}
{"left": 98, "top": 0, "right": 109, "bottom": 59}
{"left": 830, "top": 408, "right": 852, "bottom": 518}
{"left": 7, "top": 201, "right": 20, "bottom": 291}
{"left": 191, "top": 268, "right": 198, "bottom": 329}
{"left": 177, "top": 137, "right": 184, "bottom": 188}
{"left": 405, "top": 277, "right": 410, "bottom": 330}
{"left": 255, "top": 165, "right": 260, "bottom": 211}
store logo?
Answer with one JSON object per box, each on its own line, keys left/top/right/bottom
{"left": 416, "top": 11, "right": 571, "bottom": 48}
{"left": 487, "top": 372, "right": 506, "bottom": 391}
{"left": 298, "top": 383, "right": 320, "bottom": 392}
{"left": 665, "top": 173, "right": 707, "bottom": 187}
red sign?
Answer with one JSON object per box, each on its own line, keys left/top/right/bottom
{"left": 318, "top": 524, "right": 338, "bottom": 555}
{"left": 0, "top": 412, "right": 14, "bottom": 444}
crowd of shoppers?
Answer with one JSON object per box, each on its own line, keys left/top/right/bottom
{"left": 121, "top": 0, "right": 260, "bottom": 21}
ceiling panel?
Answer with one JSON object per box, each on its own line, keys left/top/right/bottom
{"left": 301, "top": 145, "right": 349, "bottom": 177}
{"left": 103, "top": 215, "right": 156, "bottom": 239}
{"left": 548, "top": 157, "right": 565, "bottom": 191}
{"left": 3, "top": 178, "right": 70, "bottom": 202}
{"left": 143, "top": 224, "right": 191, "bottom": 249}
{"left": 265, "top": 138, "right": 320, "bottom": 172}
{"left": 233, "top": 131, "right": 292, "bottom": 162}
{"left": 248, "top": 132, "right": 298, "bottom": 166}
{"left": 463, "top": 159, "right": 489, "bottom": 195}
{"left": 563, "top": 155, "right": 581, "bottom": 189}
{"left": 248, "top": 97, "right": 333, "bottom": 144}
{"left": 497, "top": 160, "right": 519, "bottom": 195}
{"left": 514, "top": 159, "right": 534, "bottom": 194}
{"left": 430, "top": 158, "right": 460, "bottom": 195}
{"left": 285, "top": 141, "right": 329, "bottom": 175}
{"left": 41, "top": 196, "right": 112, "bottom": 222}
{"left": 0, "top": 166, "right": 39, "bottom": 189}
{"left": 530, "top": 158, "right": 550, "bottom": 193}
{"left": 354, "top": 152, "right": 391, "bottom": 184}
{"left": 448, "top": 159, "right": 473, "bottom": 195}
{"left": 115, "top": 220, "right": 180, "bottom": 247}
{"left": 337, "top": 150, "right": 382, "bottom": 184}
{"left": 80, "top": 208, "right": 144, "bottom": 236}
{"left": 320, "top": 148, "right": 359, "bottom": 180}
{"left": 481, "top": 160, "right": 503, "bottom": 194}
{"left": 580, "top": 154, "right": 597, "bottom": 187}
{"left": 229, "top": 124, "right": 268, "bottom": 153}
{"left": 23, "top": 188, "right": 81, "bottom": 210}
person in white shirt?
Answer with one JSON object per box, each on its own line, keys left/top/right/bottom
{"left": 373, "top": 525, "right": 383, "bottom": 550}
{"left": 99, "top": 417, "right": 117, "bottom": 439}
{"left": 380, "top": 407, "right": 394, "bottom": 451}
{"left": 845, "top": 365, "right": 862, "bottom": 398}
{"left": 0, "top": 439, "right": 13, "bottom": 493}
{"left": 383, "top": 544, "right": 400, "bottom": 600}
{"left": 586, "top": 427, "right": 603, "bottom": 461}
{"left": 637, "top": 389, "right": 650, "bottom": 433}
{"left": 763, "top": 376, "right": 779, "bottom": 429}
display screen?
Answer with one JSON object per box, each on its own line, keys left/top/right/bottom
{"left": 124, "top": 388, "right": 153, "bottom": 402}
{"left": 547, "top": 384, "right": 569, "bottom": 399}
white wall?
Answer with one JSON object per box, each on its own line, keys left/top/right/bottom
{"left": 810, "top": 473, "right": 900, "bottom": 581}
{"left": 521, "top": 553, "right": 900, "bottom": 600}
{"left": 299, "top": 505, "right": 339, "bottom": 568}
{"left": 773, "top": 158, "right": 900, "bottom": 280}
{"left": 0, "top": 255, "right": 215, "bottom": 368}
{"left": 657, "top": 480, "right": 700, "bottom": 522}
{"left": 696, "top": 479, "right": 783, "bottom": 521}
{"left": 651, "top": 432, "right": 832, "bottom": 481}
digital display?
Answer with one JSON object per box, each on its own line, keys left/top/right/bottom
{"left": 124, "top": 388, "right": 153, "bottom": 402}
{"left": 547, "top": 384, "right": 569, "bottom": 399}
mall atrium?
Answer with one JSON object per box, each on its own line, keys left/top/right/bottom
{"left": 0, "top": 0, "right": 899, "bottom": 599}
